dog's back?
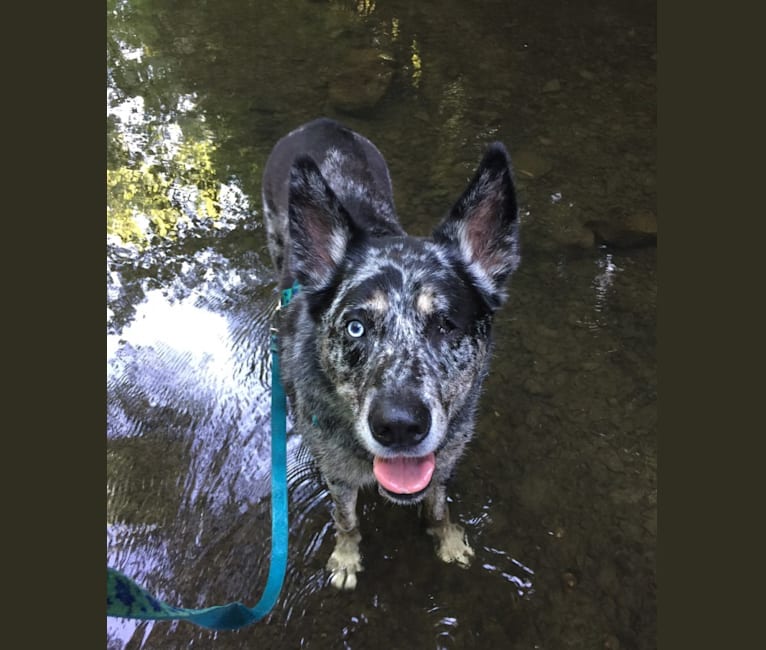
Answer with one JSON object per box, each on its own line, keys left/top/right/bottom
{"left": 262, "top": 118, "right": 403, "bottom": 279}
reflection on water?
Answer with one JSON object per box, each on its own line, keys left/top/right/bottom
{"left": 593, "top": 253, "right": 619, "bottom": 314}
{"left": 107, "top": 0, "right": 655, "bottom": 648}
{"left": 480, "top": 546, "right": 535, "bottom": 597}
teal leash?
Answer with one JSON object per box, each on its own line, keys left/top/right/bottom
{"left": 106, "top": 284, "right": 299, "bottom": 630}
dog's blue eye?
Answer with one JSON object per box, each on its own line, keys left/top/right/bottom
{"left": 346, "top": 319, "right": 365, "bottom": 338}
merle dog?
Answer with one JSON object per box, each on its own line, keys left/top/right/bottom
{"left": 261, "top": 118, "right": 519, "bottom": 589}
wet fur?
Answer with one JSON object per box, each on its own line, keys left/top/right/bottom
{"left": 262, "top": 118, "right": 520, "bottom": 589}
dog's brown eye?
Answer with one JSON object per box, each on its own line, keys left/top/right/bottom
{"left": 346, "top": 319, "right": 365, "bottom": 338}
{"left": 439, "top": 316, "right": 457, "bottom": 335}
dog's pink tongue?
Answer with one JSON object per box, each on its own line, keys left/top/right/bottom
{"left": 373, "top": 453, "right": 435, "bottom": 494}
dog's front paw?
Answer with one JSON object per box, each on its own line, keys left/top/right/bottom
{"left": 427, "top": 522, "right": 475, "bottom": 568}
{"left": 326, "top": 530, "right": 363, "bottom": 590}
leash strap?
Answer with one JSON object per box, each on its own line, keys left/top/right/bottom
{"left": 106, "top": 285, "right": 298, "bottom": 630}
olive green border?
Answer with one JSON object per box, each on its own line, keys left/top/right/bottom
{"left": 657, "top": 2, "right": 752, "bottom": 647}
{"left": 28, "top": 1, "right": 754, "bottom": 648}
{"left": 19, "top": 4, "right": 107, "bottom": 647}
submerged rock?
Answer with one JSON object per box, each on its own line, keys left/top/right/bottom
{"left": 551, "top": 222, "right": 595, "bottom": 249}
{"left": 586, "top": 211, "right": 657, "bottom": 248}
{"left": 328, "top": 48, "right": 395, "bottom": 114}
{"left": 513, "top": 149, "right": 554, "bottom": 179}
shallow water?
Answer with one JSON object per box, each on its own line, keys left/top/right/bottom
{"left": 107, "top": 0, "right": 656, "bottom": 648}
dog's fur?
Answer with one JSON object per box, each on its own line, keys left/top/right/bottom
{"left": 261, "top": 118, "right": 520, "bottom": 589}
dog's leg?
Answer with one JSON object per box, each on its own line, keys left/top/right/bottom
{"left": 325, "top": 480, "right": 363, "bottom": 590}
{"left": 423, "top": 483, "right": 475, "bottom": 568}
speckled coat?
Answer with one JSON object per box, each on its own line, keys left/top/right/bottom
{"left": 261, "top": 118, "right": 520, "bottom": 589}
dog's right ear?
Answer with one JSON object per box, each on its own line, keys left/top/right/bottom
{"left": 433, "top": 143, "right": 520, "bottom": 308}
{"left": 287, "top": 156, "right": 354, "bottom": 288}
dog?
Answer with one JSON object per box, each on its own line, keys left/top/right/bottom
{"left": 261, "top": 118, "right": 520, "bottom": 589}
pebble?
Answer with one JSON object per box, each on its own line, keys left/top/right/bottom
{"left": 561, "top": 571, "right": 577, "bottom": 589}
{"left": 513, "top": 150, "right": 553, "bottom": 179}
{"left": 624, "top": 211, "right": 657, "bottom": 235}
{"left": 542, "top": 78, "right": 561, "bottom": 93}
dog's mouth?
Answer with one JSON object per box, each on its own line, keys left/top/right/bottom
{"left": 372, "top": 453, "right": 435, "bottom": 497}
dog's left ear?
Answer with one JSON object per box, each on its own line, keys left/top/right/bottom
{"left": 433, "top": 143, "right": 520, "bottom": 308}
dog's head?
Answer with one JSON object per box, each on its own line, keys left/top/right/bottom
{"left": 285, "top": 144, "right": 520, "bottom": 503}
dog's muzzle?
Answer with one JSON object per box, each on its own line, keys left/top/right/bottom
{"left": 369, "top": 392, "right": 435, "bottom": 497}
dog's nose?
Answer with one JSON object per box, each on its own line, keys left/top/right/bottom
{"left": 368, "top": 394, "right": 431, "bottom": 448}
